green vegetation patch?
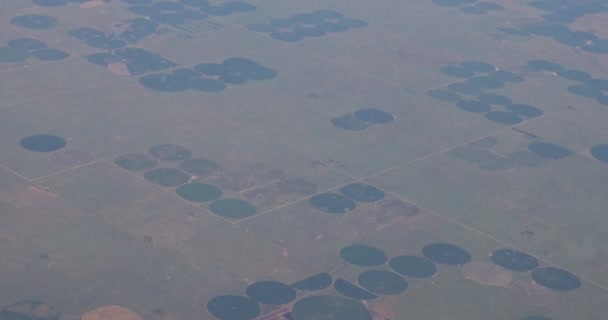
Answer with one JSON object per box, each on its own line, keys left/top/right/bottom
{"left": 144, "top": 168, "right": 190, "bottom": 187}
{"left": 330, "top": 114, "right": 370, "bottom": 131}
{"left": 353, "top": 108, "right": 395, "bottom": 124}
{"left": 179, "top": 158, "right": 223, "bottom": 176}
{"left": 590, "top": 144, "right": 608, "bottom": 163}
{"left": 357, "top": 270, "right": 408, "bottom": 295}
{"left": 1, "top": 301, "right": 59, "bottom": 320}
{"left": 291, "top": 272, "right": 333, "bottom": 291}
{"left": 340, "top": 244, "right": 388, "bottom": 266}
{"left": 0, "top": 47, "right": 30, "bottom": 63}
{"left": 10, "top": 14, "right": 57, "bottom": 29}
{"left": 334, "top": 278, "right": 377, "bottom": 300}
{"left": 31, "top": 48, "right": 69, "bottom": 61}
{"left": 528, "top": 142, "right": 572, "bottom": 159}
{"left": 114, "top": 153, "right": 158, "bottom": 171}
{"left": 491, "top": 248, "right": 539, "bottom": 272}
{"left": 291, "top": 295, "right": 372, "bottom": 320}
{"left": 456, "top": 99, "right": 492, "bottom": 113}
{"left": 148, "top": 144, "right": 192, "bottom": 161}
{"left": 309, "top": 193, "right": 356, "bottom": 213}
{"left": 427, "top": 89, "right": 462, "bottom": 102}
{"left": 246, "top": 281, "right": 297, "bottom": 305}
{"left": 176, "top": 183, "right": 222, "bottom": 202}
{"left": 7, "top": 38, "right": 46, "bottom": 51}
{"left": 422, "top": 243, "right": 471, "bottom": 265}
{"left": 339, "top": 183, "right": 385, "bottom": 203}
{"left": 389, "top": 255, "right": 438, "bottom": 278}
{"left": 20, "top": 134, "right": 66, "bottom": 152}
{"left": 209, "top": 198, "right": 257, "bottom": 220}
{"left": 206, "top": 295, "right": 260, "bottom": 320}
{"left": 531, "top": 267, "right": 581, "bottom": 291}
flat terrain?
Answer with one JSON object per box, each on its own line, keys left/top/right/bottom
{"left": 1, "top": 0, "right": 608, "bottom": 319}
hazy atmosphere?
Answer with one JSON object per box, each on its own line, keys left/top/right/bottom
{"left": 1, "top": 0, "right": 608, "bottom": 319}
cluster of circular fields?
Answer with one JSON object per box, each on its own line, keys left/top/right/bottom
{"left": 113, "top": 143, "right": 260, "bottom": 220}
{"left": 206, "top": 240, "right": 579, "bottom": 319}
{"left": 490, "top": 248, "right": 581, "bottom": 291}
{"left": 331, "top": 108, "right": 395, "bottom": 131}
{"left": 123, "top": 0, "right": 256, "bottom": 22}
{"left": 85, "top": 45, "right": 177, "bottom": 76}
{"left": 124, "top": 0, "right": 255, "bottom": 25}
{"left": 0, "top": 37, "right": 69, "bottom": 63}
{"left": 207, "top": 291, "right": 371, "bottom": 320}
{"left": 70, "top": 24, "right": 177, "bottom": 75}
{"left": 246, "top": 10, "right": 368, "bottom": 42}
{"left": 70, "top": 27, "right": 128, "bottom": 50}
{"left": 139, "top": 57, "right": 277, "bottom": 92}
{"left": 428, "top": 60, "right": 548, "bottom": 126}
{"left": 114, "top": 143, "right": 326, "bottom": 220}
{"left": 334, "top": 243, "right": 450, "bottom": 300}
{"left": 192, "top": 57, "right": 277, "bottom": 85}
{"left": 205, "top": 241, "right": 443, "bottom": 320}
{"left": 432, "top": 0, "right": 504, "bottom": 15}
{"left": 10, "top": 14, "right": 57, "bottom": 29}
{"left": 525, "top": 60, "right": 608, "bottom": 105}
{"left": 309, "top": 182, "right": 387, "bottom": 214}
{"left": 211, "top": 240, "right": 577, "bottom": 319}
{"left": 70, "top": 20, "right": 159, "bottom": 51}
{"left": 64, "top": 10, "right": 278, "bottom": 93}
{"left": 529, "top": 0, "right": 608, "bottom": 26}
{"left": 512, "top": 16, "right": 608, "bottom": 54}
{"left": 449, "top": 135, "right": 575, "bottom": 171}
{"left": 9, "top": 2, "right": 593, "bottom": 320}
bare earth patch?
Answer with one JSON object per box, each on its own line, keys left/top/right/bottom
{"left": 462, "top": 261, "right": 513, "bottom": 286}
{"left": 502, "top": 279, "right": 557, "bottom": 307}
{"left": 48, "top": 149, "right": 95, "bottom": 167}
{"left": 81, "top": 305, "right": 142, "bottom": 320}
{"left": 367, "top": 298, "right": 398, "bottom": 320}
{"left": 107, "top": 62, "right": 131, "bottom": 76}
